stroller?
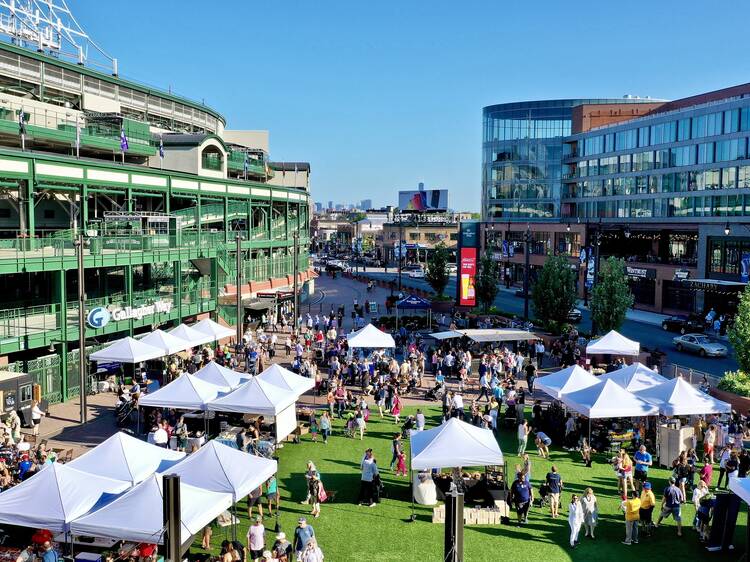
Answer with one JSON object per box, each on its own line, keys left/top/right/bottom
{"left": 343, "top": 416, "right": 357, "bottom": 438}
{"left": 535, "top": 483, "right": 551, "bottom": 508}
{"left": 426, "top": 381, "right": 446, "bottom": 401}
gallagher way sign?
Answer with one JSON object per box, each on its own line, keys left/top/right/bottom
{"left": 88, "top": 300, "right": 173, "bottom": 327}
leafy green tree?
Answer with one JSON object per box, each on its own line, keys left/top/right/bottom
{"left": 425, "top": 242, "right": 450, "bottom": 297}
{"left": 475, "top": 250, "right": 500, "bottom": 312}
{"left": 590, "top": 256, "right": 634, "bottom": 335}
{"left": 532, "top": 254, "right": 577, "bottom": 326}
{"left": 729, "top": 284, "right": 750, "bottom": 372}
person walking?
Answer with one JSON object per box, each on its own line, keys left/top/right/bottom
{"left": 319, "top": 411, "right": 332, "bottom": 444}
{"left": 389, "top": 433, "right": 402, "bottom": 471}
{"left": 655, "top": 477, "right": 684, "bottom": 536}
{"left": 525, "top": 361, "right": 536, "bottom": 395}
{"left": 568, "top": 494, "right": 584, "bottom": 548}
{"left": 545, "top": 465, "right": 563, "bottom": 519}
{"left": 581, "top": 487, "right": 598, "bottom": 539}
{"left": 308, "top": 474, "right": 322, "bottom": 518}
{"left": 621, "top": 491, "right": 641, "bottom": 545}
{"left": 639, "top": 481, "right": 656, "bottom": 536}
{"left": 517, "top": 420, "right": 530, "bottom": 456}
{"left": 247, "top": 517, "right": 266, "bottom": 562}
{"left": 359, "top": 448, "right": 379, "bottom": 507}
{"left": 293, "top": 518, "right": 315, "bottom": 561}
{"left": 510, "top": 471, "right": 533, "bottom": 526}
{"left": 633, "top": 445, "right": 653, "bottom": 492}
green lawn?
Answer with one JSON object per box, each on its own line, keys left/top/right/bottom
{"left": 200, "top": 405, "right": 747, "bottom": 561}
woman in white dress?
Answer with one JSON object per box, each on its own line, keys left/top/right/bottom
{"left": 568, "top": 494, "right": 584, "bottom": 548}
{"left": 581, "top": 487, "right": 598, "bottom": 539}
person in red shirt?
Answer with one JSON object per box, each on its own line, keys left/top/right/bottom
{"left": 700, "top": 458, "right": 713, "bottom": 487}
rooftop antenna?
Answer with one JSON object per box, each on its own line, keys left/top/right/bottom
{"left": 0, "top": 0, "right": 117, "bottom": 75}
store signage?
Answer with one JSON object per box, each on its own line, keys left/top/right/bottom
{"left": 625, "top": 266, "right": 656, "bottom": 280}
{"left": 459, "top": 247, "right": 477, "bottom": 307}
{"left": 460, "top": 222, "right": 479, "bottom": 248}
{"left": 109, "top": 300, "right": 173, "bottom": 322}
{"left": 86, "top": 307, "right": 111, "bottom": 329}
{"left": 742, "top": 253, "right": 750, "bottom": 283}
{"left": 673, "top": 269, "right": 691, "bottom": 281}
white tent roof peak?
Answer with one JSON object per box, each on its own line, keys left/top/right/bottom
{"left": 68, "top": 431, "right": 185, "bottom": 484}
{"left": 598, "top": 362, "right": 668, "bottom": 392}
{"left": 168, "top": 323, "right": 216, "bottom": 347}
{"left": 410, "top": 418, "right": 504, "bottom": 470}
{"left": 536, "top": 364, "right": 600, "bottom": 399}
{"left": 90, "top": 336, "right": 165, "bottom": 363}
{"left": 561, "top": 379, "right": 660, "bottom": 419}
{"left": 257, "top": 363, "right": 314, "bottom": 397}
{"left": 194, "top": 361, "right": 245, "bottom": 390}
{"left": 346, "top": 323, "right": 396, "bottom": 348}
{"left": 586, "top": 330, "right": 640, "bottom": 356}
{"left": 138, "top": 373, "right": 223, "bottom": 410}
{"left": 207, "top": 375, "right": 297, "bottom": 415}
{"left": 636, "top": 376, "right": 732, "bottom": 416}
{"left": 140, "top": 329, "right": 191, "bottom": 355}
{"left": 193, "top": 318, "right": 235, "bottom": 341}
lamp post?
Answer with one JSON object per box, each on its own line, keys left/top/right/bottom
{"left": 398, "top": 217, "right": 404, "bottom": 293}
{"left": 590, "top": 221, "right": 602, "bottom": 337}
{"left": 75, "top": 233, "right": 87, "bottom": 424}
{"left": 523, "top": 224, "right": 531, "bottom": 322}
{"left": 293, "top": 231, "right": 300, "bottom": 332}
{"left": 236, "top": 234, "right": 243, "bottom": 344}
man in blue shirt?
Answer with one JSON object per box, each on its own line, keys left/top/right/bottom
{"left": 633, "top": 445, "right": 653, "bottom": 491}
{"left": 545, "top": 465, "right": 563, "bottom": 518}
{"left": 40, "top": 542, "right": 58, "bottom": 562}
{"left": 293, "top": 517, "right": 315, "bottom": 559}
{"left": 510, "top": 472, "right": 533, "bottom": 525}
{"left": 655, "top": 477, "right": 684, "bottom": 536}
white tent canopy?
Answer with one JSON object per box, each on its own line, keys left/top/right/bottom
{"left": 429, "top": 330, "right": 463, "bottom": 340}
{"left": 194, "top": 361, "right": 245, "bottom": 390}
{"left": 0, "top": 463, "right": 129, "bottom": 532}
{"left": 536, "top": 364, "right": 600, "bottom": 399}
{"left": 207, "top": 376, "right": 297, "bottom": 416}
{"left": 347, "top": 323, "right": 396, "bottom": 348}
{"left": 730, "top": 477, "right": 750, "bottom": 504}
{"left": 70, "top": 474, "right": 232, "bottom": 544}
{"left": 636, "top": 376, "right": 732, "bottom": 416}
{"left": 598, "top": 362, "right": 669, "bottom": 392}
{"left": 193, "top": 318, "right": 235, "bottom": 341}
{"left": 411, "top": 418, "right": 504, "bottom": 470}
{"left": 257, "top": 363, "right": 314, "bottom": 397}
{"left": 139, "top": 373, "right": 224, "bottom": 410}
{"left": 68, "top": 432, "right": 185, "bottom": 484}
{"left": 169, "top": 323, "right": 216, "bottom": 347}
{"left": 165, "top": 440, "right": 277, "bottom": 500}
{"left": 586, "top": 330, "right": 640, "bottom": 356}
{"left": 561, "top": 379, "right": 660, "bottom": 419}
{"left": 457, "top": 328, "right": 536, "bottom": 343}
{"left": 139, "top": 329, "right": 191, "bottom": 356}
{"left": 90, "top": 337, "right": 165, "bottom": 363}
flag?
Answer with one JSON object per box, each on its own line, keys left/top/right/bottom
{"left": 18, "top": 107, "right": 26, "bottom": 135}
{"left": 119, "top": 127, "right": 129, "bottom": 151}
{"left": 159, "top": 135, "right": 164, "bottom": 159}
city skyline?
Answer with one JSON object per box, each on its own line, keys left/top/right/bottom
{"left": 73, "top": 0, "right": 750, "bottom": 212}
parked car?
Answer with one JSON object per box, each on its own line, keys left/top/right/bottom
{"left": 672, "top": 334, "right": 728, "bottom": 357}
{"left": 567, "top": 308, "right": 582, "bottom": 323}
{"left": 408, "top": 268, "right": 425, "bottom": 278}
{"left": 402, "top": 264, "right": 421, "bottom": 272}
{"left": 661, "top": 314, "right": 705, "bottom": 335}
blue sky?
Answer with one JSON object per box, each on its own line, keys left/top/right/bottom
{"left": 75, "top": 0, "right": 750, "bottom": 211}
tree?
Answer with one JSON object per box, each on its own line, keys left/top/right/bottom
{"left": 475, "top": 250, "right": 500, "bottom": 312}
{"left": 590, "top": 256, "right": 634, "bottom": 335}
{"left": 425, "top": 242, "right": 450, "bottom": 297}
{"left": 532, "top": 254, "right": 577, "bottom": 326}
{"left": 729, "top": 284, "right": 750, "bottom": 372}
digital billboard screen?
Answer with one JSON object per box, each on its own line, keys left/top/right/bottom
{"left": 459, "top": 247, "right": 477, "bottom": 307}
{"left": 398, "top": 189, "right": 448, "bottom": 212}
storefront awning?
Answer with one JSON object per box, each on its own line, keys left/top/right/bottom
{"left": 684, "top": 278, "right": 747, "bottom": 291}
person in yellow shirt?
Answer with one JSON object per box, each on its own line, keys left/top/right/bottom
{"left": 621, "top": 491, "right": 641, "bottom": 545}
{"left": 639, "top": 481, "right": 657, "bottom": 536}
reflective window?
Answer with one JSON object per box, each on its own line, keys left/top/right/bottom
{"left": 677, "top": 118, "right": 691, "bottom": 141}
{"left": 697, "top": 143, "right": 714, "bottom": 165}
{"left": 725, "top": 109, "right": 740, "bottom": 134}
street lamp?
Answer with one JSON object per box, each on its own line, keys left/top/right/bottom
{"left": 523, "top": 224, "right": 532, "bottom": 322}
{"left": 74, "top": 233, "right": 87, "bottom": 424}
{"left": 590, "top": 220, "right": 603, "bottom": 337}
{"left": 725, "top": 222, "right": 731, "bottom": 236}
{"left": 624, "top": 226, "right": 631, "bottom": 239}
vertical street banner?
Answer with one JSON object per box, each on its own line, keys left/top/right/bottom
{"left": 585, "top": 246, "right": 595, "bottom": 288}
{"left": 459, "top": 247, "right": 477, "bottom": 306}
{"left": 741, "top": 252, "right": 750, "bottom": 283}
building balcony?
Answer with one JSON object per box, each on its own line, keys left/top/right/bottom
{"left": 227, "top": 150, "right": 267, "bottom": 178}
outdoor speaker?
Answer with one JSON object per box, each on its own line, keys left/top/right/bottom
{"left": 444, "top": 491, "right": 464, "bottom": 562}
{"left": 706, "top": 491, "right": 741, "bottom": 552}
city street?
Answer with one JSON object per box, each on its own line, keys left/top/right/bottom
{"left": 343, "top": 266, "right": 738, "bottom": 377}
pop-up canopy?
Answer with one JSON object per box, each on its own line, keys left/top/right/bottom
{"left": 536, "top": 364, "right": 600, "bottom": 399}
{"left": 410, "top": 418, "right": 504, "bottom": 470}
{"left": 586, "top": 330, "right": 640, "bottom": 356}
{"left": 193, "top": 318, "right": 235, "bottom": 341}
{"left": 561, "top": 379, "right": 660, "bottom": 419}
{"left": 457, "top": 328, "right": 536, "bottom": 343}
{"left": 257, "top": 363, "right": 314, "bottom": 397}
{"left": 139, "top": 329, "right": 191, "bottom": 356}
{"left": 165, "top": 440, "right": 277, "bottom": 500}
{"left": 636, "top": 376, "right": 732, "bottom": 416}
{"left": 169, "top": 323, "right": 215, "bottom": 347}
{"left": 139, "top": 373, "right": 224, "bottom": 410}
{"left": 68, "top": 431, "right": 185, "bottom": 484}
{"left": 598, "top": 362, "right": 668, "bottom": 392}
{"left": 69, "top": 474, "right": 233, "bottom": 544}
{"left": 396, "top": 294, "right": 432, "bottom": 310}
{"left": 207, "top": 376, "right": 297, "bottom": 416}
{"left": 90, "top": 336, "right": 165, "bottom": 363}
{"left": 347, "top": 323, "right": 395, "bottom": 348}
{"left": 194, "top": 361, "right": 245, "bottom": 390}
{"left": 0, "top": 463, "right": 129, "bottom": 532}
{"left": 730, "top": 477, "right": 750, "bottom": 505}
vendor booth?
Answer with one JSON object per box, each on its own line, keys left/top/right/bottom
{"left": 193, "top": 318, "right": 235, "bottom": 341}
{"left": 194, "top": 361, "right": 246, "bottom": 390}
{"left": 560, "top": 379, "right": 659, "bottom": 419}
{"left": 169, "top": 323, "right": 216, "bottom": 347}
{"left": 139, "top": 329, "right": 191, "bottom": 355}
{"left": 396, "top": 294, "right": 432, "bottom": 330}
{"left": 68, "top": 431, "right": 184, "bottom": 485}
{"left": 89, "top": 337, "right": 165, "bottom": 363}
{"left": 586, "top": 330, "right": 640, "bottom": 356}
{"left": 457, "top": 329, "right": 536, "bottom": 343}
{"left": 636, "top": 376, "right": 732, "bottom": 417}
{"left": 257, "top": 363, "right": 314, "bottom": 397}
{"left": 69, "top": 474, "right": 233, "bottom": 545}
{"left": 138, "top": 373, "right": 225, "bottom": 408}
{"left": 536, "top": 364, "right": 600, "bottom": 399}
{"left": 347, "top": 323, "right": 396, "bottom": 348}
{"left": 597, "top": 362, "right": 668, "bottom": 392}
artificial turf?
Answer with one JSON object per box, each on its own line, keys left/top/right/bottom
{"left": 199, "top": 405, "right": 747, "bottom": 562}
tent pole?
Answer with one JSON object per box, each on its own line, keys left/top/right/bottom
{"left": 408, "top": 433, "right": 416, "bottom": 522}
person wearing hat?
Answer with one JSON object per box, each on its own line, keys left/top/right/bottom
{"left": 639, "top": 481, "right": 656, "bottom": 536}
{"left": 293, "top": 517, "right": 315, "bottom": 560}
{"left": 246, "top": 516, "right": 265, "bottom": 562}
{"left": 271, "top": 531, "right": 292, "bottom": 562}
{"left": 655, "top": 476, "right": 684, "bottom": 536}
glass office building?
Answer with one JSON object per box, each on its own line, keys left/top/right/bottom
{"left": 482, "top": 99, "right": 653, "bottom": 221}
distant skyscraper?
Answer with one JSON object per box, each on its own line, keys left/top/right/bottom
{"left": 335, "top": 203, "right": 343, "bottom": 211}
{"left": 327, "top": 200, "right": 333, "bottom": 210}
{"left": 361, "top": 199, "right": 373, "bottom": 210}
{"left": 314, "top": 202, "right": 323, "bottom": 213}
